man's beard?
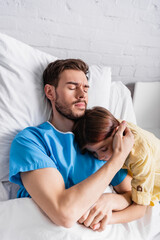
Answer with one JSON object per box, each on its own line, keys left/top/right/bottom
{"left": 55, "top": 92, "right": 87, "bottom": 120}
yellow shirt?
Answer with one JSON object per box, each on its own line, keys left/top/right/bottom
{"left": 123, "top": 122, "right": 160, "bottom": 206}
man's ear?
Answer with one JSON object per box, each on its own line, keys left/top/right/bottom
{"left": 44, "top": 84, "right": 56, "bottom": 101}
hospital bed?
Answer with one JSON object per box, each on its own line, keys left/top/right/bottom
{"left": 0, "top": 33, "right": 160, "bottom": 240}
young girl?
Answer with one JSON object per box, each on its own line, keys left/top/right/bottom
{"left": 73, "top": 106, "right": 160, "bottom": 209}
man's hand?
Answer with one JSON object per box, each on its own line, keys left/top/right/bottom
{"left": 112, "top": 121, "right": 134, "bottom": 168}
{"left": 78, "top": 174, "right": 133, "bottom": 232}
{"left": 78, "top": 193, "right": 115, "bottom": 231}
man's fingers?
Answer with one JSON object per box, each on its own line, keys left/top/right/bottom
{"left": 90, "top": 212, "right": 104, "bottom": 229}
{"left": 83, "top": 207, "right": 99, "bottom": 227}
{"left": 117, "top": 121, "right": 127, "bottom": 135}
{"left": 92, "top": 211, "right": 112, "bottom": 231}
{"left": 92, "top": 223, "right": 100, "bottom": 231}
{"left": 97, "top": 215, "right": 108, "bottom": 232}
{"left": 124, "top": 126, "right": 133, "bottom": 137}
{"left": 78, "top": 210, "right": 90, "bottom": 224}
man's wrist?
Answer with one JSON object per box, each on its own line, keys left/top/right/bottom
{"left": 107, "top": 153, "right": 124, "bottom": 171}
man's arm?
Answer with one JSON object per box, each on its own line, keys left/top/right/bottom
{"left": 21, "top": 121, "right": 134, "bottom": 228}
{"left": 21, "top": 158, "right": 121, "bottom": 228}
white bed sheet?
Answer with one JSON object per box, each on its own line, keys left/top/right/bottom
{"left": 0, "top": 190, "right": 160, "bottom": 240}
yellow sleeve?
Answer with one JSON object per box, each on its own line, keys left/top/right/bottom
{"left": 126, "top": 145, "right": 155, "bottom": 206}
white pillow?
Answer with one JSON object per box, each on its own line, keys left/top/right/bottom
{"left": 87, "top": 65, "right": 111, "bottom": 109}
{"left": 109, "top": 81, "right": 137, "bottom": 124}
{"left": 0, "top": 33, "right": 56, "bottom": 181}
{"left": 0, "top": 33, "right": 111, "bottom": 182}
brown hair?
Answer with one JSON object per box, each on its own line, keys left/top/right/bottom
{"left": 73, "top": 106, "right": 120, "bottom": 152}
{"left": 43, "top": 59, "right": 89, "bottom": 88}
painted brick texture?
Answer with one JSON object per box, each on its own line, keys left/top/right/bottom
{"left": 0, "top": 0, "right": 160, "bottom": 84}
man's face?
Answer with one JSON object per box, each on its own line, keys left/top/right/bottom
{"left": 54, "top": 69, "right": 89, "bottom": 120}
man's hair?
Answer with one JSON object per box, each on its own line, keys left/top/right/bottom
{"left": 73, "top": 106, "right": 120, "bottom": 153}
{"left": 43, "top": 59, "right": 89, "bottom": 88}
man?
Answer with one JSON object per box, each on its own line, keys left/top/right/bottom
{"left": 9, "top": 59, "right": 134, "bottom": 231}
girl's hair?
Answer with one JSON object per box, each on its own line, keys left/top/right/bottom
{"left": 73, "top": 106, "right": 120, "bottom": 153}
{"left": 43, "top": 59, "right": 89, "bottom": 88}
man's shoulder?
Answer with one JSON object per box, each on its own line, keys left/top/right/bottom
{"left": 13, "top": 122, "right": 50, "bottom": 142}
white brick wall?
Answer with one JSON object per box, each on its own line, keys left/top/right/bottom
{"left": 0, "top": 0, "right": 160, "bottom": 84}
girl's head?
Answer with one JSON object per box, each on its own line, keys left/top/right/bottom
{"left": 73, "top": 106, "right": 120, "bottom": 161}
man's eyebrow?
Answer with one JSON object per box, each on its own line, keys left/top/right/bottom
{"left": 66, "top": 82, "right": 89, "bottom": 88}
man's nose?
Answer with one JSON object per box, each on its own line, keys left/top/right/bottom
{"left": 76, "top": 87, "right": 86, "bottom": 98}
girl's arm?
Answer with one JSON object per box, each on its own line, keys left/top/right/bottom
{"left": 110, "top": 202, "right": 147, "bottom": 224}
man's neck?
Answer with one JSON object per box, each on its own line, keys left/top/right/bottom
{"left": 50, "top": 114, "right": 74, "bottom": 133}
